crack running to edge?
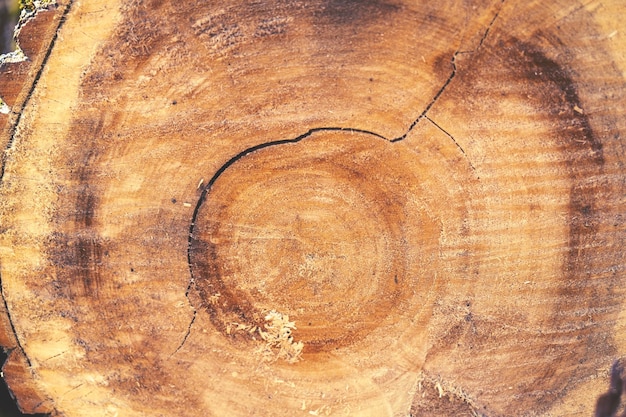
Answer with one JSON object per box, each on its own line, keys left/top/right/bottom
{"left": 176, "top": 2, "right": 507, "bottom": 352}
{"left": 391, "top": 0, "right": 505, "bottom": 143}
{"left": 478, "top": 1, "right": 505, "bottom": 50}
{"left": 0, "top": 0, "right": 75, "bottom": 375}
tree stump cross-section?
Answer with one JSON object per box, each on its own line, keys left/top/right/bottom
{"left": 0, "top": 0, "right": 625, "bottom": 416}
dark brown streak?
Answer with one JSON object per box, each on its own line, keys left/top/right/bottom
{"left": 497, "top": 36, "right": 608, "bottom": 412}
{"left": 315, "top": 0, "right": 401, "bottom": 26}
{"left": 45, "top": 120, "right": 107, "bottom": 300}
{"left": 512, "top": 37, "right": 606, "bottom": 302}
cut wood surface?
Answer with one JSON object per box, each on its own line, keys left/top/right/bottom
{"left": 0, "top": 0, "right": 625, "bottom": 416}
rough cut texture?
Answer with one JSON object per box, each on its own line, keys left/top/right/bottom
{"left": 0, "top": 1, "right": 625, "bottom": 416}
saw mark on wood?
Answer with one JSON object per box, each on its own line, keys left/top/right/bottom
{"left": 40, "top": 350, "right": 69, "bottom": 363}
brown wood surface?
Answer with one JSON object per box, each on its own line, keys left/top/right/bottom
{"left": 0, "top": 0, "right": 625, "bottom": 416}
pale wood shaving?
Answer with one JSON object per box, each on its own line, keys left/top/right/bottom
{"left": 256, "top": 310, "right": 303, "bottom": 364}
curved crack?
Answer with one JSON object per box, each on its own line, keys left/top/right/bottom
{"left": 0, "top": 2, "right": 74, "bottom": 415}
{"left": 1, "top": 0, "right": 74, "bottom": 362}
{"left": 176, "top": 3, "right": 507, "bottom": 351}
{"left": 1, "top": 0, "right": 74, "bottom": 354}
{"left": 186, "top": 126, "right": 389, "bottom": 297}
{"left": 1, "top": 0, "right": 74, "bottom": 179}
{"left": 176, "top": 127, "right": 388, "bottom": 353}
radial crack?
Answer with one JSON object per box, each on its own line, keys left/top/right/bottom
{"left": 393, "top": 0, "right": 506, "bottom": 142}
{"left": 171, "top": 310, "right": 196, "bottom": 356}
{"left": 425, "top": 115, "right": 476, "bottom": 172}
{"left": 478, "top": 0, "right": 506, "bottom": 49}
{"left": 391, "top": 52, "right": 459, "bottom": 143}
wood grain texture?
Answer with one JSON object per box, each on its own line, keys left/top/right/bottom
{"left": 0, "top": 0, "right": 624, "bottom": 416}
